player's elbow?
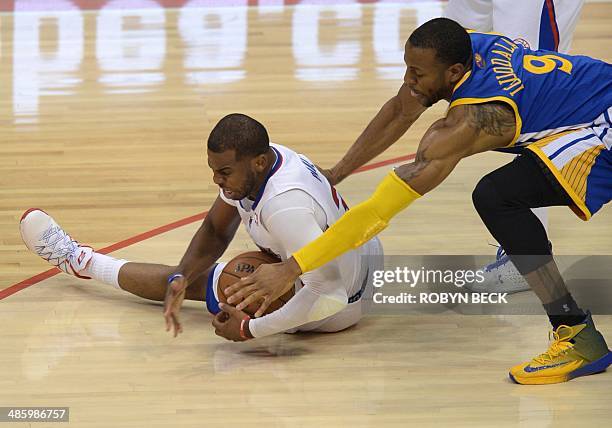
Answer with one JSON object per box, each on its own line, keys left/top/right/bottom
{"left": 306, "top": 294, "right": 348, "bottom": 323}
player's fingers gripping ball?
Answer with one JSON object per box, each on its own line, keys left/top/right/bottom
{"left": 216, "top": 251, "right": 294, "bottom": 317}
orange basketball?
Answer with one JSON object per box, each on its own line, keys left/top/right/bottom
{"left": 217, "top": 251, "right": 294, "bottom": 317}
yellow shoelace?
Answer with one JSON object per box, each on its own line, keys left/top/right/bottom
{"left": 532, "top": 325, "right": 575, "bottom": 365}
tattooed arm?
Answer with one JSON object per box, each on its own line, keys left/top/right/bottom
{"left": 465, "top": 101, "right": 516, "bottom": 138}
{"left": 395, "top": 101, "right": 516, "bottom": 193}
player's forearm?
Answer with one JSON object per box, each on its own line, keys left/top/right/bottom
{"left": 293, "top": 170, "right": 421, "bottom": 273}
{"left": 176, "top": 223, "right": 230, "bottom": 282}
{"left": 331, "top": 93, "right": 422, "bottom": 184}
{"left": 249, "top": 286, "right": 346, "bottom": 338}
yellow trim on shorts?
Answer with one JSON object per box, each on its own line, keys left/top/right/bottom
{"left": 563, "top": 145, "right": 604, "bottom": 203}
{"left": 526, "top": 143, "right": 592, "bottom": 221}
{"left": 449, "top": 96, "right": 522, "bottom": 145}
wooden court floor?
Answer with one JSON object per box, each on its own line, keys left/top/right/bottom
{"left": 1, "top": 1, "right": 611, "bottom": 426}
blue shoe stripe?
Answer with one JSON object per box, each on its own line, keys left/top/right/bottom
{"left": 568, "top": 350, "right": 612, "bottom": 380}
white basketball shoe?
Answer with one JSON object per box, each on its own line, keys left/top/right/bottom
{"left": 468, "top": 246, "right": 531, "bottom": 294}
{"left": 20, "top": 208, "right": 93, "bottom": 279}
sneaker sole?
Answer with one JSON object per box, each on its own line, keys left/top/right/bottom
{"left": 568, "top": 350, "right": 612, "bottom": 381}
{"left": 509, "top": 350, "right": 612, "bottom": 385}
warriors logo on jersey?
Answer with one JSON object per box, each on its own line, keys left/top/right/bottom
{"left": 474, "top": 52, "right": 485, "bottom": 69}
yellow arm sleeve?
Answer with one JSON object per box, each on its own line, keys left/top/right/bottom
{"left": 293, "top": 170, "right": 421, "bottom": 273}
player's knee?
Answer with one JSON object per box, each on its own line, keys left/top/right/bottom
{"left": 472, "top": 175, "right": 503, "bottom": 219}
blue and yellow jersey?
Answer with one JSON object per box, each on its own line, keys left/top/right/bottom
{"left": 450, "top": 32, "right": 612, "bottom": 147}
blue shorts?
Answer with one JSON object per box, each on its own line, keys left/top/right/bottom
{"left": 205, "top": 263, "right": 221, "bottom": 315}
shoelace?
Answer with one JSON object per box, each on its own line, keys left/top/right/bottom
{"left": 532, "top": 325, "right": 575, "bottom": 365}
{"left": 484, "top": 242, "right": 553, "bottom": 273}
{"left": 35, "top": 225, "right": 78, "bottom": 267}
{"left": 484, "top": 243, "right": 509, "bottom": 272}
{"left": 495, "top": 244, "right": 506, "bottom": 260}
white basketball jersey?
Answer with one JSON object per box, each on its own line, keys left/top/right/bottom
{"left": 219, "top": 143, "right": 379, "bottom": 298}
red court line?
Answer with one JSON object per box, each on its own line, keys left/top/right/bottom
{"left": 97, "top": 211, "right": 207, "bottom": 255}
{"left": 1, "top": 152, "right": 415, "bottom": 300}
{"left": 354, "top": 152, "right": 415, "bottom": 173}
{"left": 0, "top": 269, "right": 60, "bottom": 300}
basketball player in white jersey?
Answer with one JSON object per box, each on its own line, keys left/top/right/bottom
{"left": 20, "top": 113, "right": 383, "bottom": 342}
{"left": 443, "top": 0, "right": 585, "bottom": 293}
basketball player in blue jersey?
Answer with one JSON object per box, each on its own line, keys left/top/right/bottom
{"left": 445, "top": 0, "right": 585, "bottom": 293}
{"left": 227, "top": 18, "right": 612, "bottom": 385}
{"left": 19, "top": 114, "right": 382, "bottom": 343}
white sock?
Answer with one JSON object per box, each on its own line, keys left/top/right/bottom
{"left": 83, "top": 253, "right": 128, "bottom": 289}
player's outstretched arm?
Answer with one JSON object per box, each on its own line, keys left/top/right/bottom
{"left": 292, "top": 103, "right": 514, "bottom": 273}
{"left": 164, "top": 196, "right": 240, "bottom": 336}
{"left": 324, "top": 84, "right": 426, "bottom": 185}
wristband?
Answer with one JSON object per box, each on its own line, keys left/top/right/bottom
{"left": 240, "top": 315, "right": 252, "bottom": 340}
{"left": 167, "top": 273, "right": 185, "bottom": 284}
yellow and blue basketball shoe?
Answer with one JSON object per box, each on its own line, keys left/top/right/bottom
{"left": 510, "top": 312, "right": 612, "bottom": 385}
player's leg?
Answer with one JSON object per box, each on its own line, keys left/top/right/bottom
{"left": 444, "top": 0, "right": 493, "bottom": 32}
{"left": 299, "top": 237, "right": 383, "bottom": 333}
{"left": 472, "top": 127, "right": 612, "bottom": 384}
{"left": 117, "top": 262, "right": 209, "bottom": 301}
{"left": 20, "top": 208, "right": 208, "bottom": 302}
{"left": 473, "top": 153, "right": 578, "bottom": 312}
{"left": 552, "top": 0, "right": 585, "bottom": 53}
{"left": 471, "top": 1, "right": 547, "bottom": 293}
{"left": 477, "top": 1, "right": 586, "bottom": 294}
{"left": 492, "top": 0, "right": 584, "bottom": 53}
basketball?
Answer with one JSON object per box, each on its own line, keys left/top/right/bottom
{"left": 217, "top": 251, "right": 295, "bottom": 316}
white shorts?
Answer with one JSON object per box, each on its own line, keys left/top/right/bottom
{"left": 444, "top": 0, "right": 584, "bottom": 53}
{"left": 205, "top": 237, "right": 384, "bottom": 334}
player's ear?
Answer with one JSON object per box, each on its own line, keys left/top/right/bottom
{"left": 446, "top": 63, "right": 466, "bottom": 86}
{"left": 252, "top": 153, "right": 268, "bottom": 173}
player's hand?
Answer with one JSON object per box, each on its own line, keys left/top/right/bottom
{"left": 163, "top": 274, "right": 188, "bottom": 337}
{"left": 212, "top": 303, "right": 251, "bottom": 342}
{"left": 225, "top": 258, "right": 302, "bottom": 317}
